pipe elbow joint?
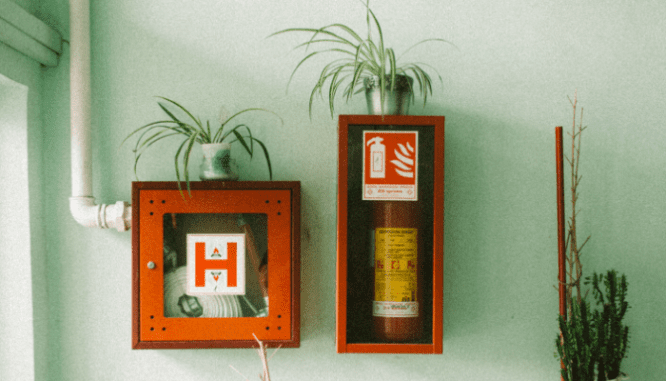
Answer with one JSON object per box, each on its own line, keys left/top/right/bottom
{"left": 111, "top": 200, "right": 132, "bottom": 232}
{"left": 70, "top": 196, "right": 131, "bottom": 232}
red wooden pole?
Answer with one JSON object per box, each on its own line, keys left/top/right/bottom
{"left": 556, "top": 126, "right": 566, "bottom": 318}
{"left": 556, "top": 127, "right": 566, "bottom": 381}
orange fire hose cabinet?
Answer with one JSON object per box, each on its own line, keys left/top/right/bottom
{"left": 132, "top": 181, "right": 300, "bottom": 349}
{"left": 336, "top": 115, "right": 444, "bottom": 354}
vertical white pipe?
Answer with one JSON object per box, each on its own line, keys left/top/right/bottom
{"left": 68, "top": 0, "right": 131, "bottom": 231}
{"left": 69, "top": 0, "right": 92, "bottom": 198}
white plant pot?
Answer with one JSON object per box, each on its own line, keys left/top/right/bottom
{"left": 199, "top": 143, "right": 239, "bottom": 181}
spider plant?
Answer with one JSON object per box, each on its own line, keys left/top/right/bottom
{"left": 123, "top": 97, "right": 279, "bottom": 196}
{"left": 270, "top": 0, "right": 453, "bottom": 118}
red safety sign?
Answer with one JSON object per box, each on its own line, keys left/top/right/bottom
{"left": 363, "top": 131, "right": 418, "bottom": 201}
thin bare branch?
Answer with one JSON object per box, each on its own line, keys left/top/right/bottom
{"left": 578, "top": 235, "right": 591, "bottom": 252}
{"left": 230, "top": 335, "right": 277, "bottom": 381}
{"left": 560, "top": 90, "right": 592, "bottom": 317}
{"left": 267, "top": 345, "right": 283, "bottom": 362}
{"left": 229, "top": 366, "right": 250, "bottom": 381}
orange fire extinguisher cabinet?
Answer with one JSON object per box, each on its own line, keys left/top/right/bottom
{"left": 336, "top": 114, "right": 444, "bottom": 354}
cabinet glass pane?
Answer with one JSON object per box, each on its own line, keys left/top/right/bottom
{"left": 162, "top": 213, "right": 268, "bottom": 318}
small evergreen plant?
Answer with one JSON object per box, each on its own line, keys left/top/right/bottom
{"left": 557, "top": 298, "right": 599, "bottom": 381}
{"left": 588, "top": 270, "right": 630, "bottom": 380}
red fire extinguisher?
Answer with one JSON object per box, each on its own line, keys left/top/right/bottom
{"left": 372, "top": 200, "right": 423, "bottom": 342}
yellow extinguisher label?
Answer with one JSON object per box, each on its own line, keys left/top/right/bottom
{"left": 373, "top": 228, "right": 418, "bottom": 317}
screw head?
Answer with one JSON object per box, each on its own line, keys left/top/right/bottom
{"left": 147, "top": 261, "right": 156, "bottom": 270}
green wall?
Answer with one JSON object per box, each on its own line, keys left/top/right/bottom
{"left": 19, "top": 0, "right": 666, "bottom": 379}
{"left": 0, "top": 1, "right": 48, "bottom": 379}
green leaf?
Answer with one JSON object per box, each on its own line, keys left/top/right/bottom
{"left": 136, "top": 130, "right": 169, "bottom": 151}
{"left": 399, "top": 38, "right": 457, "bottom": 60}
{"left": 158, "top": 102, "right": 183, "bottom": 124}
{"left": 328, "top": 66, "right": 348, "bottom": 117}
{"left": 410, "top": 61, "right": 444, "bottom": 86}
{"left": 362, "top": 39, "right": 381, "bottom": 71}
{"left": 325, "top": 23, "right": 365, "bottom": 44}
{"left": 135, "top": 131, "right": 182, "bottom": 155}
{"left": 308, "top": 80, "right": 322, "bottom": 119}
{"left": 307, "top": 26, "right": 357, "bottom": 51}
{"left": 250, "top": 137, "right": 272, "bottom": 180}
{"left": 241, "top": 124, "right": 254, "bottom": 153}
{"left": 225, "top": 108, "right": 282, "bottom": 126}
{"left": 121, "top": 120, "right": 178, "bottom": 147}
{"left": 312, "top": 59, "right": 350, "bottom": 116}
{"left": 133, "top": 152, "right": 143, "bottom": 181}
{"left": 212, "top": 122, "right": 225, "bottom": 143}
{"left": 404, "top": 65, "right": 433, "bottom": 107}
{"left": 271, "top": 27, "right": 357, "bottom": 47}
{"left": 174, "top": 138, "right": 191, "bottom": 198}
{"left": 157, "top": 97, "right": 207, "bottom": 137}
{"left": 213, "top": 108, "right": 281, "bottom": 142}
{"left": 134, "top": 124, "right": 192, "bottom": 151}
{"left": 229, "top": 128, "right": 253, "bottom": 158}
{"left": 366, "top": 6, "right": 384, "bottom": 57}
{"left": 347, "top": 60, "right": 370, "bottom": 102}
{"left": 286, "top": 51, "right": 320, "bottom": 92}
{"left": 293, "top": 38, "right": 352, "bottom": 50}
{"left": 181, "top": 133, "right": 199, "bottom": 197}
{"left": 387, "top": 48, "right": 397, "bottom": 91}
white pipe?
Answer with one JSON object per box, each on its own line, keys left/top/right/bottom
{"left": 69, "top": 0, "right": 91, "bottom": 199}
{"left": 69, "top": 0, "right": 131, "bottom": 232}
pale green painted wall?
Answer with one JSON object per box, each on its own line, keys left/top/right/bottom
{"left": 19, "top": 0, "right": 666, "bottom": 379}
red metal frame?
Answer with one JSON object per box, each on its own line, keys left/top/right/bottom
{"left": 336, "top": 115, "right": 444, "bottom": 354}
{"left": 132, "top": 181, "right": 300, "bottom": 349}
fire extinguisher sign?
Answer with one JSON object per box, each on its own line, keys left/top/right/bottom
{"left": 363, "top": 131, "right": 418, "bottom": 201}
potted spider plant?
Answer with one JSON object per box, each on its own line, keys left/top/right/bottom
{"left": 270, "top": 0, "right": 453, "bottom": 117}
{"left": 123, "top": 97, "right": 279, "bottom": 196}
